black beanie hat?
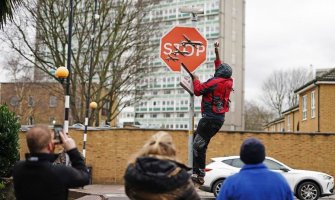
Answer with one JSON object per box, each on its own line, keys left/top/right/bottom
{"left": 214, "top": 63, "right": 232, "bottom": 78}
{"left": 240, "top": 138, "right": 265, "bottom": 164}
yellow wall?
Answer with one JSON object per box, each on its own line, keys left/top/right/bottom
{"left": 298, "top": 84, "right": 335, "bottom": 132}
{"left": 285, "top": 109, "right": 300, "bottom": 132}
{"left": 276, "top": 121, "right": 284, "bottom": 132}
{"left": 286, "top": 113, "right": 293, "bottom": 132}
{"left": 293, "top": 110, "right": 300, "bottom": 132}
{"left": 19, "top": 129, "right": 335, "bottom": 184}
{"left": 319, "top": 85, "right": 335, "bottom": 132}
{"left": 263, "top": 119, "right": 284, "bottom": 132}
{"left": 299, "top": 87, "right": 319, "bottom": 132}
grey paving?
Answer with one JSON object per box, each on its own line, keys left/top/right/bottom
{"left": 71, "top": 184, "right": 335, "bottom": 200}
{"left": 71, "top": 184, "right": 214, "bottom": 200}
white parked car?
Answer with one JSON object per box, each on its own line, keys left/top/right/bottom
{"left": 200, "top": 156, "right": 334, "bottom": 200}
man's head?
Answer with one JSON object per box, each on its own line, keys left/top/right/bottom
{"left": 214, "top": 63, "right": 232, "bottom": 78}
{"left": 26, "top": 125, "right": 55, "bottom": 154}
{"left": 240, "top": 138, "right": 265, "bottom": 164}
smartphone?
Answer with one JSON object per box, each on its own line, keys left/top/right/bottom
{"left": 53, "top": 124, "right": 63, "bottom": 144}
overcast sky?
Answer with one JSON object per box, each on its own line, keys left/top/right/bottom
{"left": 245, "top": 0, "right": 335, "bottom": 100}
{"left": 1, "top": 0, "right": 335, "bottom": 102}
{"left": 0, "top": 43, "right": 9, "bottom": 81}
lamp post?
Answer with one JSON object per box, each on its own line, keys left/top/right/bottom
{"left": 54, "top": 0, "right": 73, "bottom": 166}
{"left": 63, "top": 0, "right": 74, "bottom": 135}
{"left": 83, "top": 0, "right": 99, "bottom": 158}
{"left": 55, "top": 66, "right": 70, "bottom": 128}
{"left": 179, "top": 6, "right": 204, "bottom": 167}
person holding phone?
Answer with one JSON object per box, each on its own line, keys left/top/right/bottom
{"left": 13, "top": 125, "right": 89, "bottom": 200}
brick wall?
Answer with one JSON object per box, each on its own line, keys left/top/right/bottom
{"left": 293, "top": 110, "right": 300, "bottom": 132}
{"left": 295, "top": 84, "right": 335, "bottom": 132}
{"left": 18, "top": 129, "right": 335, "bottom": 184}
{"left": 299, "top": 87, "right": 320, "bottom": 132}
{"left": 320, "top": 85, "right": 335, "bottom": 132}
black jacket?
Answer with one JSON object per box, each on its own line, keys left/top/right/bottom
{"left": 124, "top": 156, "right": 200, "bottom": 200}
{"left": 13, "top": 148, "right": 89, "bottom": 200}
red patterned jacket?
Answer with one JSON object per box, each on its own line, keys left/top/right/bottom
{"left": 193, "top": 59, "right": 233, "bottom": 121}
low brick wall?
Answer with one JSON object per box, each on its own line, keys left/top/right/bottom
{"left": 18, "top": 129, "right": 335, "bottom": 184}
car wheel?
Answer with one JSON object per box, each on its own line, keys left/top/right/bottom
{"left": 212, "top": 179, "right": 224, "bottom": 197}
{"left": 297, "top": 181, "right": 320, "bottom": 200}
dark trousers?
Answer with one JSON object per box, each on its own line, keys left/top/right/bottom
{"left": 193, "top": 118, "right": 223, "bottom": 177}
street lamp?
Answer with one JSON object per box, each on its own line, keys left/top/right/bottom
{"left": 63, "top": 0, "right": 74, "bottom": 136}
{"left": 52, "top": 0, "right": 73, "bottom": 166}
{"left": 55, "top": 66, "right": 69, "bottom": 79}
{"left": 89, "top": 101, "right": 97, "bottom": 109}
{"left": 55, "top": 65, "right": 70, "bottom": 166}
{"left": 83, "top": 0, "right": 99, "bottom": 159}
{"left": 179, "top": 5, "right": 204, "bottom": 168}
{"left": 55, "top": 66, "right": 70, "bottom": 122}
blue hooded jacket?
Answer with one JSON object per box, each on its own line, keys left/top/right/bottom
{"left": 216, "top": 163, "right": 294, "bottom": 200}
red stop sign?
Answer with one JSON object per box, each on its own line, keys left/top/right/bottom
{"left": 160, "top": 26, "right": 207, "bottom": 72}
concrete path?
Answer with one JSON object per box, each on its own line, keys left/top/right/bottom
{"left": 70, "top": 184, "right": 215, "bottom": 200}
{"left": 70, "top": 184, "right": 335, "bottom": 200}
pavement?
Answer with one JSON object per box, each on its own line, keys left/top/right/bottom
{"left": 70, "top": 184, "right": 215, "bottom": 200}
{"left": 70, "top": 184, "right": 335, "bottom": 200}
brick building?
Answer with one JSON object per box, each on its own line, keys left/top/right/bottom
{"left": 264, "top": 68, "right": 335, "bottom": 132}
{"left": 282, "top": 105, "right": 299, "bottom": 132}
{"left": 0, "top": 82, "right": 65, "bottom": 125}
{"left": 263, "top": 116, "right": 284, "bottom": 132}
{"left": 0, "top": 82, "right": 118, "bottom": 126}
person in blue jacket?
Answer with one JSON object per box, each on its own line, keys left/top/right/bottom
{"left": 217, "top": 138, "right": 294, "bottom": 200}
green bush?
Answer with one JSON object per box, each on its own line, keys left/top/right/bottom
{"left": 0, "top": 105, "right": 19, "bottom": 199}
{"left": 0, "top": 105, "right": 20, "bottom": 178}
{"left": 0, "top": 178, "right": 15, "bottom": 200}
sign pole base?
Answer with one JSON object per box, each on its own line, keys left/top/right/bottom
{"left": 188, "top": 95, "right": 194, "bottom": 167}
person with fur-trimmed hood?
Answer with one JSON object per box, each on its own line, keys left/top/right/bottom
{"left": 124, "top": 131, "right": 200, "bottom": 200}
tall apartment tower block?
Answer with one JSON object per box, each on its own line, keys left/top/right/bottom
{"left": 133, "top": 0, "right": 245, "bottom": 130}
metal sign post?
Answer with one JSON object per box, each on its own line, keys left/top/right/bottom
{"left": 160, "top": 6, "right": 204, "bottom": 167}
{"left": 179, "top": 5, "right": 204, "bottom": 168}
{"left": 188, "top": 96, "right": 194, "bottom": 167}
{"left": 180, "top": 63, "right": 194, "bottom": 167}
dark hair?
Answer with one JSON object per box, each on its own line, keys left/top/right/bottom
{"left": 240, "top": 138, "right": 265, "bottom": 164}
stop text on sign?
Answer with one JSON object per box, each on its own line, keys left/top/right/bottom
{"left": 160, "top": 26, "right": 207, "bottom": 72}
{"left": 162, "top": 42, "right": 206, "bottom": 57}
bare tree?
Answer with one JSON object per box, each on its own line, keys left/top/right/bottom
{"left": 0, "top": 0, "right": 22, "bottom": 29}
{"left": 262, "top": 70, "right": 286, "bottom": 117}
{"left": 4, "top": 56, "right": 38, "bottom": 124}
{"left": 1, "top": 0, "right": 159, "bottom": 125}
{"left": 244, "top": 100, "right": 275, "bottom": 131}
{"left": 4, "top": 54, "right": 33, "bottom": 82}
{"left": 261, "top": 68, "right": 312, "bottom": 117}
{"left": 286, "top": 68, "right": 312, "bottom": 107}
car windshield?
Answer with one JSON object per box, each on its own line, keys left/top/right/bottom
{"left": 222, "top": 158, "right": 288, "bottom": 170}
{"left": 263, "top": 159, "right": 287, "bottom": 170}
